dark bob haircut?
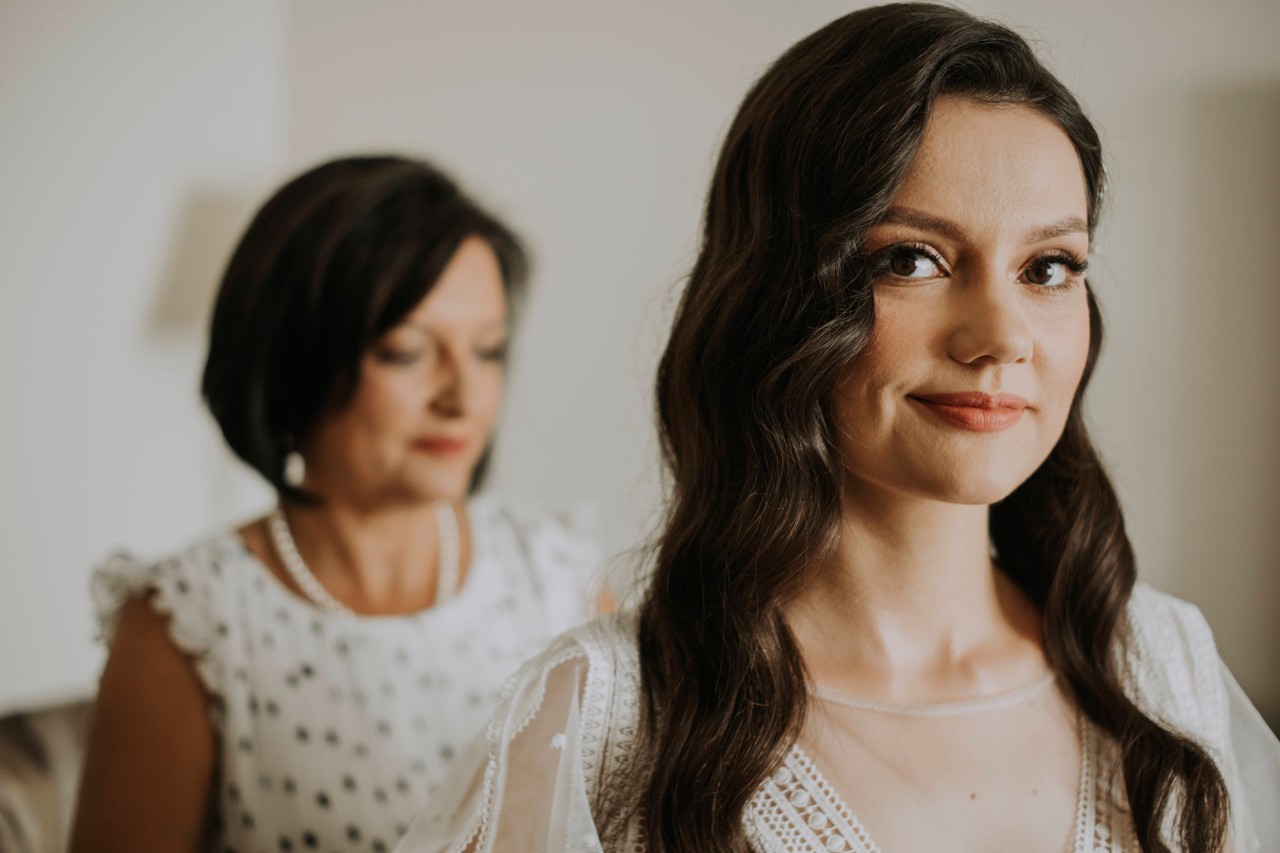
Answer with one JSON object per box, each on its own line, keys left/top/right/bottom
{"left": 201, "top": 155, "right": 528, "bottom": 502}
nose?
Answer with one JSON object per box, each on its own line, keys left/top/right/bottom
{"left": 429, "top": 349, "right": 476, "bottom": 418}
{"left": 946, "top": 272, "right": 1034, "bottom": 366}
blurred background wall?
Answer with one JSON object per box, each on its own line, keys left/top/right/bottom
{"left": 1, "top": 0, "right": 1277, "bottom": 725}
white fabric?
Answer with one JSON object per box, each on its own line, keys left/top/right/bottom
{"left": 396, "top": 583, "right": 1280, "bottom": 853}
{"left": 91, "top": 495, "right": 600, "bottom": 853}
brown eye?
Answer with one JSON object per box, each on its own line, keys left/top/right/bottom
{"left": 890, "top": 254, "right": 919, "bottom": 276}
{"left": 883, "top": 247, "right": 941, "bottom": 280}
{"left": 1023, "top": 257, "right": 1068, "bottom": 287}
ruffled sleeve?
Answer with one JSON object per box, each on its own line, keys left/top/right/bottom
{"left": 394, "top": 633, "right": 606, "bottom": 853}
{"left": 90, "top": 546, "right": 226, "bottom": 709}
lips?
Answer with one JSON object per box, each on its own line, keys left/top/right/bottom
{"left": 413, "top": 437, "right": 469, "bottom": 455}
{"left": 908, "top": 392, "right": 1030, "bottom": 432}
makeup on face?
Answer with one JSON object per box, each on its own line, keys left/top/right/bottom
{"left": 302, "top": 237, "right": 508, "bottom": 503}
{"left": 412, "top": 436, "right": 471, "bottom": 456}
{"left": 832, "top": 98, "right": 1092, "bottom": 506}
{"left": 906, "top": 392, "right": 1030, "bottom": 433}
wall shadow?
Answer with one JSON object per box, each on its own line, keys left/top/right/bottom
{"left": 1166, "top": 82, "right": 1280, "bottom": 729}
{"left": 146, "top": 188, "right": 258, "bottom": 338}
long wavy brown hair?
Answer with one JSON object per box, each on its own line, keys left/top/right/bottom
{"left": 627, "top": 4, "right": 1229, "bottom": 851}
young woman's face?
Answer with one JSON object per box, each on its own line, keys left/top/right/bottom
{"left": 834, "top": 97, "right": 1092, "bottom": 506}
{"left": 304, "top": 236, "right": 508, "bottom": 505}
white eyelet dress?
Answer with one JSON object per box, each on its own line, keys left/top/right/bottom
{"left": 91, "top": 496, "right": 601, "bottom": 853}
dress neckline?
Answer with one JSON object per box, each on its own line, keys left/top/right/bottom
{"left": 810, "top": 670, "right": 1057, "bottom": 718}
{"left": 219, "top": 495, "right": 493, "bottom": 625}
{"left": 768, "top": 712, "right": 1101, "bottom": 853}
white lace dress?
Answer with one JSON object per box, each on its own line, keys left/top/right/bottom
{"left": 395, "top": 584, "right": 1280, "bottom": 852}
{"left": 92, "top": 496, "right": 600, "bottom": 853}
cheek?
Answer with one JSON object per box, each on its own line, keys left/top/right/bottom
{"left": 474, "top": 366, "right": 505, "bottom": 417}
{"left": 1036, "top": 302, "right": 1092, "bottom": 410}
{"left": 349, "top": 368, "right": 430, "bottom": 436}
{"left": 851, "top": 297, "right": 935, "bottom": 397}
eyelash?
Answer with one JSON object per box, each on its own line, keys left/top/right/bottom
{"left": 870, "top": 242, "right": 1088, "bottom": 292}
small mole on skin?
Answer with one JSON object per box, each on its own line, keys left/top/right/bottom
{"left": 1032, "top": 788, "right": 1039, "bottom": 796}
{"left": 969, "top": 792, "right": 977, "bottom": 801}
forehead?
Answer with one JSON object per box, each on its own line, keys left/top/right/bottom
{"left": 401, "top": 236, "right": 506, "bottom": 328}
{"left": 890, "top": 97, "right": 1089, "bottom": 240}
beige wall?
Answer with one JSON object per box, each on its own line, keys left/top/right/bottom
{"left": 0, "top": 0, "right": 285, "bottom": 710}
{"left": 2, "top": 0, "right": 1277, "bottom": 720}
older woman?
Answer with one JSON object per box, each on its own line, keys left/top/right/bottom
{"left": 396, "top": 6, "right": 1279, "bottom": 852}
{"left": 70, "top": 156, "right": 602, "bottom": 852}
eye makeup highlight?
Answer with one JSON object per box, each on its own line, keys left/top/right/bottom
{"left": 870, "top": 242, "right": 948, "bottom": 281}
{"left": 372, "top": 348, "right": 426, "bottom": 366}
{"left": 868, "top": 241, "right": 1088, "bottom": 292}
{"left": 372, "top": 337, "right": 508, "bottom": 368}
{"left": 1020, "top": 251, "right": 1088, "bottom": 289}
{"left": 475, "top": 341, "right": 508, "bottom": 363}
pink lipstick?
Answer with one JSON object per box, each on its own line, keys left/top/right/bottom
{"left": 413, "top": 437, "right": 469, "bottom": 456}
{"left": 909, "top": 392, "right": 1029, "bottom": 432}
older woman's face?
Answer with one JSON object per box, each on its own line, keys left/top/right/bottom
{"left": 834, "top": 96, "right": 1092, "bottom": 506}
{"left": 304, "top": 236, "right": 508, "bottom": 505}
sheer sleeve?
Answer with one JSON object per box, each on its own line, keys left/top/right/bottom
{"left": 395, "top": 642, "right": 605, "bottom": 853}
{"left": 1222, "top": 665, "right": 1280, "bottom": 853}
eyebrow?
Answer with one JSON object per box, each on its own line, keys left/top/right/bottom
{"left": 877, "top": 207, "right": 1089, "bottom": 244}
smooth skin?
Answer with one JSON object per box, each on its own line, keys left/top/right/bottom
{"left": 786, "top": 97, "right": 1094, "bottom": 852}
{"left": 70, "top": 237, "right": 511, "bottom": 852}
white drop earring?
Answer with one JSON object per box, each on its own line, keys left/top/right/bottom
{"left": 283, "top": 449, "right": 306, "bottom": 487}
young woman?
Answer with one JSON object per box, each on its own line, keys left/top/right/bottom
{"left": 70, "top": 156, "right": 602, "bottom": 852}
{"left": 396, "top": 6, "right": 1279, "bottom": 852}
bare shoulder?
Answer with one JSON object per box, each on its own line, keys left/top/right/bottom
{"left": 69, "top": 594, "right": 216, "bottom": 853}
{"left": 106, "top": 594, "right": 216, "bottom": 695}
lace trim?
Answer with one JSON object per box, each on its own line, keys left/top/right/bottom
{"left": 748, "top": 749, "right": 881, "bottom": 853}
{"left": 1069, "top": 716, "right": 1144, "bottom": 852}
{"left": 456, "top": 646, "right": 586, "bottom": 853}
{"left": 451, "top": 599, "right": 1199, "bottom": 852}
{"left": 579, "top": 623, "right": 613, "bottom": 804}
{"left": 91, "top": 550, "right": 225, "bottom": 724}
{"left": 580, "top": 615, "right": 647, "bottom": 850}
{"left": 1092, "top": 731, "right": 1139, "bottom": 852}
{"left": 743, "top": 588, "right": 1222, "bottom": 852}
{"left": 503, "top": 649, "right": 583, "bottom": 744}
{"left": 1075, "top": 717, "right": 1098, "bottom": 852}
{"left": 744, "top": 718, "right": 1137, "bottom": 853}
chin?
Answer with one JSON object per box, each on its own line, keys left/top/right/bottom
{"left": 899, "top": 456, "right": 1042, "bottom": 506}
{"left": 401, "top": 456, "right": 479, "bottom": 498}
{"left": 391, "top": 473, "right": 471, "bottom": 504}
{"left": 937, "top": 479, "right": 1024, "bottom": 507}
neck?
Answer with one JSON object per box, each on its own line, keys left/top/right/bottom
{"left": 281, "top": 497, "right": 461, "bottom": 610}
{"left": 786, "top": 478, "right": 1044, "bottom": 698}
